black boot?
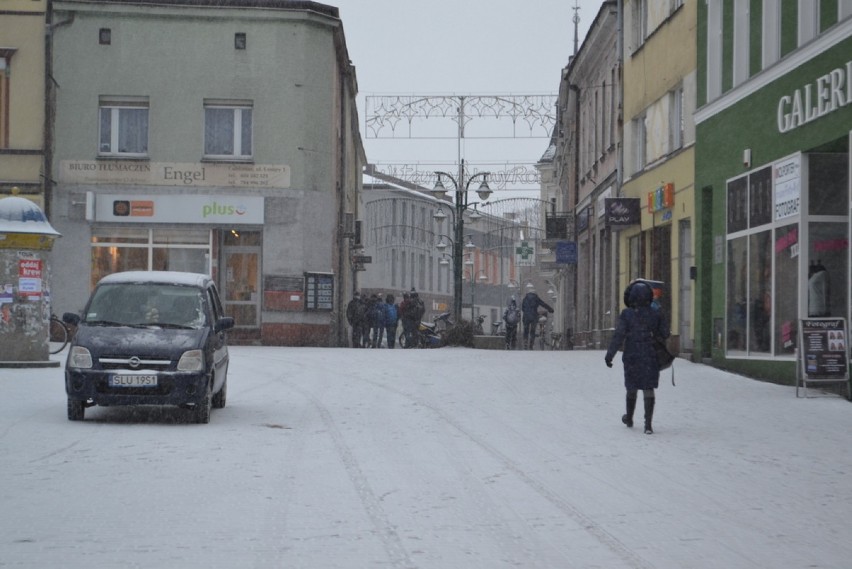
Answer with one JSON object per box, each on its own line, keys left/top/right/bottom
{"left": 644, "top": 396, "right": 655, "bottom": 434}
{"left": 622, "top": 393, "right": 637, "bottom": 428}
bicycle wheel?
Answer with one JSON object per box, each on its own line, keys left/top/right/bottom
{"left": 49, "top": 316, "right": 69, "bottom": 355}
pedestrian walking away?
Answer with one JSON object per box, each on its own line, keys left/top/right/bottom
{"left": 604, "top": 280, "right": 671, "bottom": 434}
{"left": 521, "top": 288, "right": 553, "bottom": 350}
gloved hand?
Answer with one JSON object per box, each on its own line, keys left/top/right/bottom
{"left": 605, "top": 358, "right": 612, "bottom": 368}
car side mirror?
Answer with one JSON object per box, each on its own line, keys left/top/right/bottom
{"left": 215, "top": 316, "right": 235, "bottom": 333}
{"left": 63, "top": 312, "right": 81, "bottom": 326}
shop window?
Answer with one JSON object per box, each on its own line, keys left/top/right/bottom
{"left": 774, "top": 224, "right": 799, "bottom": 354}
{"left": 204, "top": 101, "right": 252, "bottom": 159}
{"left": 90, "top": 228, "right": 211, "bottom": 288}
{"left": 99, "top": 98, "right": 149, "bottom": 156}
{"left": 726, "top": 236, "right": 748, "bottom": 352}
{"left": 808, "top": 222, "right": 848, "bottom": 320}
{"left": 748, "top": 231, "right": 772, "bottom": 354}
{"left": 727, "top": 177, "right": 748, "bottom": 233}
{"left": 748, "top": 167, "right": 772, "bottom": 228}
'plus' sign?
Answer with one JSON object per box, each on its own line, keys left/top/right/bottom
{"left": 516, "top": 242, "right": 534, "bottom": 259}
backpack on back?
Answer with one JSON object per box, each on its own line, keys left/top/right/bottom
{"left": 385, "top": 303, "right": 398, "bottom": 325}
{"left": 505, "top": 308, "right": 519, "bottom": 325}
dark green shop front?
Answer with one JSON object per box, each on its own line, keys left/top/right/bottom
{"left": 695, "top": 38, "right": 851, "bottom": 385}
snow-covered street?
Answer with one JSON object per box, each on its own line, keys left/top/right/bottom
{"left": 2, "top": 346, "right": 851, "bottom": 569}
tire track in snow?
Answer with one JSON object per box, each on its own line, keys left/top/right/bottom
{"left": 283, "top": 379, "right": 416, "bottom": 569}
{"left": 373, "top": 379, "right": 656, "bottom": 569}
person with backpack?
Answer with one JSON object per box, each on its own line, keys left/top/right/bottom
{"left": 604, "top": 280, "right": 671, "bottom": 434}
{"left": 503, "top": 295, "right": 520, "bottom": 350}
{"left": 384, "top": 293, "right": 399, "bottom": 349}
{"left": 521, "top": 288, "right": 553, "bottom": 350}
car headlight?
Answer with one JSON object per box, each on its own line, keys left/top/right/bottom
{"left": 177, "top": 349, "right": 204, "bottom": 372}
{"left": 68, "top": 346, "right": 93, "bottom": 369}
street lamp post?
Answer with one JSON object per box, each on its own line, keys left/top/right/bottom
{"left": 432, "top": 158, "right": 491, "bottom": 323}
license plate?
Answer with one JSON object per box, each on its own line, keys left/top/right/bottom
{"left": 110, "top": 374, "right": 158, "bottom": 387}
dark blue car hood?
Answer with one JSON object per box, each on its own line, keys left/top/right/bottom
{"left": 74, "top": 324, "right": 207, "bottom": 359}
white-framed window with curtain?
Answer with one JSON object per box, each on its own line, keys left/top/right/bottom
{"left": 99, "top": 97, "right": 149, "bottom": 156}
{"left": 204, "top": 100, "right": 252, "bottom": 159}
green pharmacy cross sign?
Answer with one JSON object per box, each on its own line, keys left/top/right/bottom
{"left": 516, "top": 241, "right": 535, "bottom": 267}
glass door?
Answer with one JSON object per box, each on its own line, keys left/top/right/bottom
{"left": 222, "top": 231, "right": 261, "bottom": 328}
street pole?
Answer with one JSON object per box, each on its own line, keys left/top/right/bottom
{"left": 432, "top": 158, "right": 491, "bottom": 325}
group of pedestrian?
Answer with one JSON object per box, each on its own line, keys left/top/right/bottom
{"left": 345, "top": 292, "right": 399, "bottom": 348}
{"left": 345, "top": 289, "right": 425, "bottom": 348}
{"left": 501, "top": 289, "right": 554, "bottom": 350}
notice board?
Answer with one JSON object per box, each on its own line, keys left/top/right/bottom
{"left": 304, "top": 272, "right": 334, "bottom": 311}
{"left": 797, "top": 317, "right": 850, "bottom": 398}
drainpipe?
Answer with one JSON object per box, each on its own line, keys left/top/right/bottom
{"left": 43, "top": 1, "right": 74, "bottom": 219}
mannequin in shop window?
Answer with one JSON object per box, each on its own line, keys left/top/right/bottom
{"left": 808, "top": 260, "right": 830, "bottom": 317}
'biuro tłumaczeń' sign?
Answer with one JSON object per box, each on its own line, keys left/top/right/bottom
{"left": 797, "top": 318, "right": 850, "bottom": 398}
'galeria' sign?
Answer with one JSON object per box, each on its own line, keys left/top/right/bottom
{"left": 777, "top": 60, "right": 851, "bottom": 133}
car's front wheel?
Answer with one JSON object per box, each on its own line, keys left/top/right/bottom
{"left": 67, "top": 398, "right": 85, "bottom": 421}
{"left": 194, "top": 383, "right": 212, "bottom": 424}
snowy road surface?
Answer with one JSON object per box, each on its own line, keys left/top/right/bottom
{"left": 2, "top": 346, "right": 851, "bottom": 568}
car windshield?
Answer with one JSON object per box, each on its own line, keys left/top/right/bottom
{"left": 84, "top": 283, "right": 207, "bottom": 329}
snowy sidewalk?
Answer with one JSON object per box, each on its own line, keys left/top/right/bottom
{"left": 1, "top": 347, "right": 851, "bottom": 568}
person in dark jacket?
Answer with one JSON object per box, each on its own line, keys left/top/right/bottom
{"left": 503, "top": 295, "right": 520, "bottom": 350}
{"left": 398, "top": 291, "right": 414, "bottom": 348}
{"left": 521, "top": 289, "right": 553, "bottom": 350}
{"left": 604, "top": 280, "right": 671, "bottom": 434}
{"left": 369, "top": 294, "right": 385, "bottom": 348}
{"left": 384, "top": 293, "right": 399, "bottom": 349}
{"left": 345, "top": 292, "right": 365, "bottom": 348}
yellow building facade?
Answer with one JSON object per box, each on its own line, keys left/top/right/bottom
{"left": 0, "top": 0, "right": 46, "bottom": 209}
{"left": 619, "top": 0, "right": 697, "bottom": 354}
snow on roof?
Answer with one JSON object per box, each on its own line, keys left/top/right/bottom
{"left": 97, "top": 271, "right": 212, "bottom": 288}
{"left": 0, "top": 196, "right": 61, "bottom": 236}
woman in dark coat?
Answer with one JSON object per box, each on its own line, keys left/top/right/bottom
{"left": 604, "top": 280, "right": 670, "bottom": 434}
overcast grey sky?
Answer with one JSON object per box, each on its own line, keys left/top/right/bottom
{"left": 328, "top": 0, "right": 604, "bottom": 192}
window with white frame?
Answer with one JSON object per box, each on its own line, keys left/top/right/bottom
{"left": 762, "top": 0, "right": 781, "bottom": 69}
{"left": 706, "top": 0, "right": 723, "bottom": 101}
{"left": 632, "top": 115, "right": 646, "bottom": 173}
{"left": 669, "top": 87, "right": 684, "bottom": 152}
{"left": 204, "top": 101, "right": 252, "bottom": 159}
{"left": 798, "top": 0, "right": 819, "bottom": 43}
{"left": 733, "top": 0, "right": 750, "bottom": 86}
{"left": 842, "top": 0, "right": 852, "bottom": 19}
{"left": 633, "top": 0, "right": 648, "bottom": 47}
{"left": 99, "top": 97, "right": 149, "bottom": 156}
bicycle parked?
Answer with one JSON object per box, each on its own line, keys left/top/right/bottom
{"left": 49, "top": 314, "right": 70, "bottom": 354}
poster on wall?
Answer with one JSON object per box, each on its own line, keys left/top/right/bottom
{"left": 774, "top": 154, "right": 801, "bottom": 221}
{"left": 797, "top": 317, "right": 850, "bottom": 398}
